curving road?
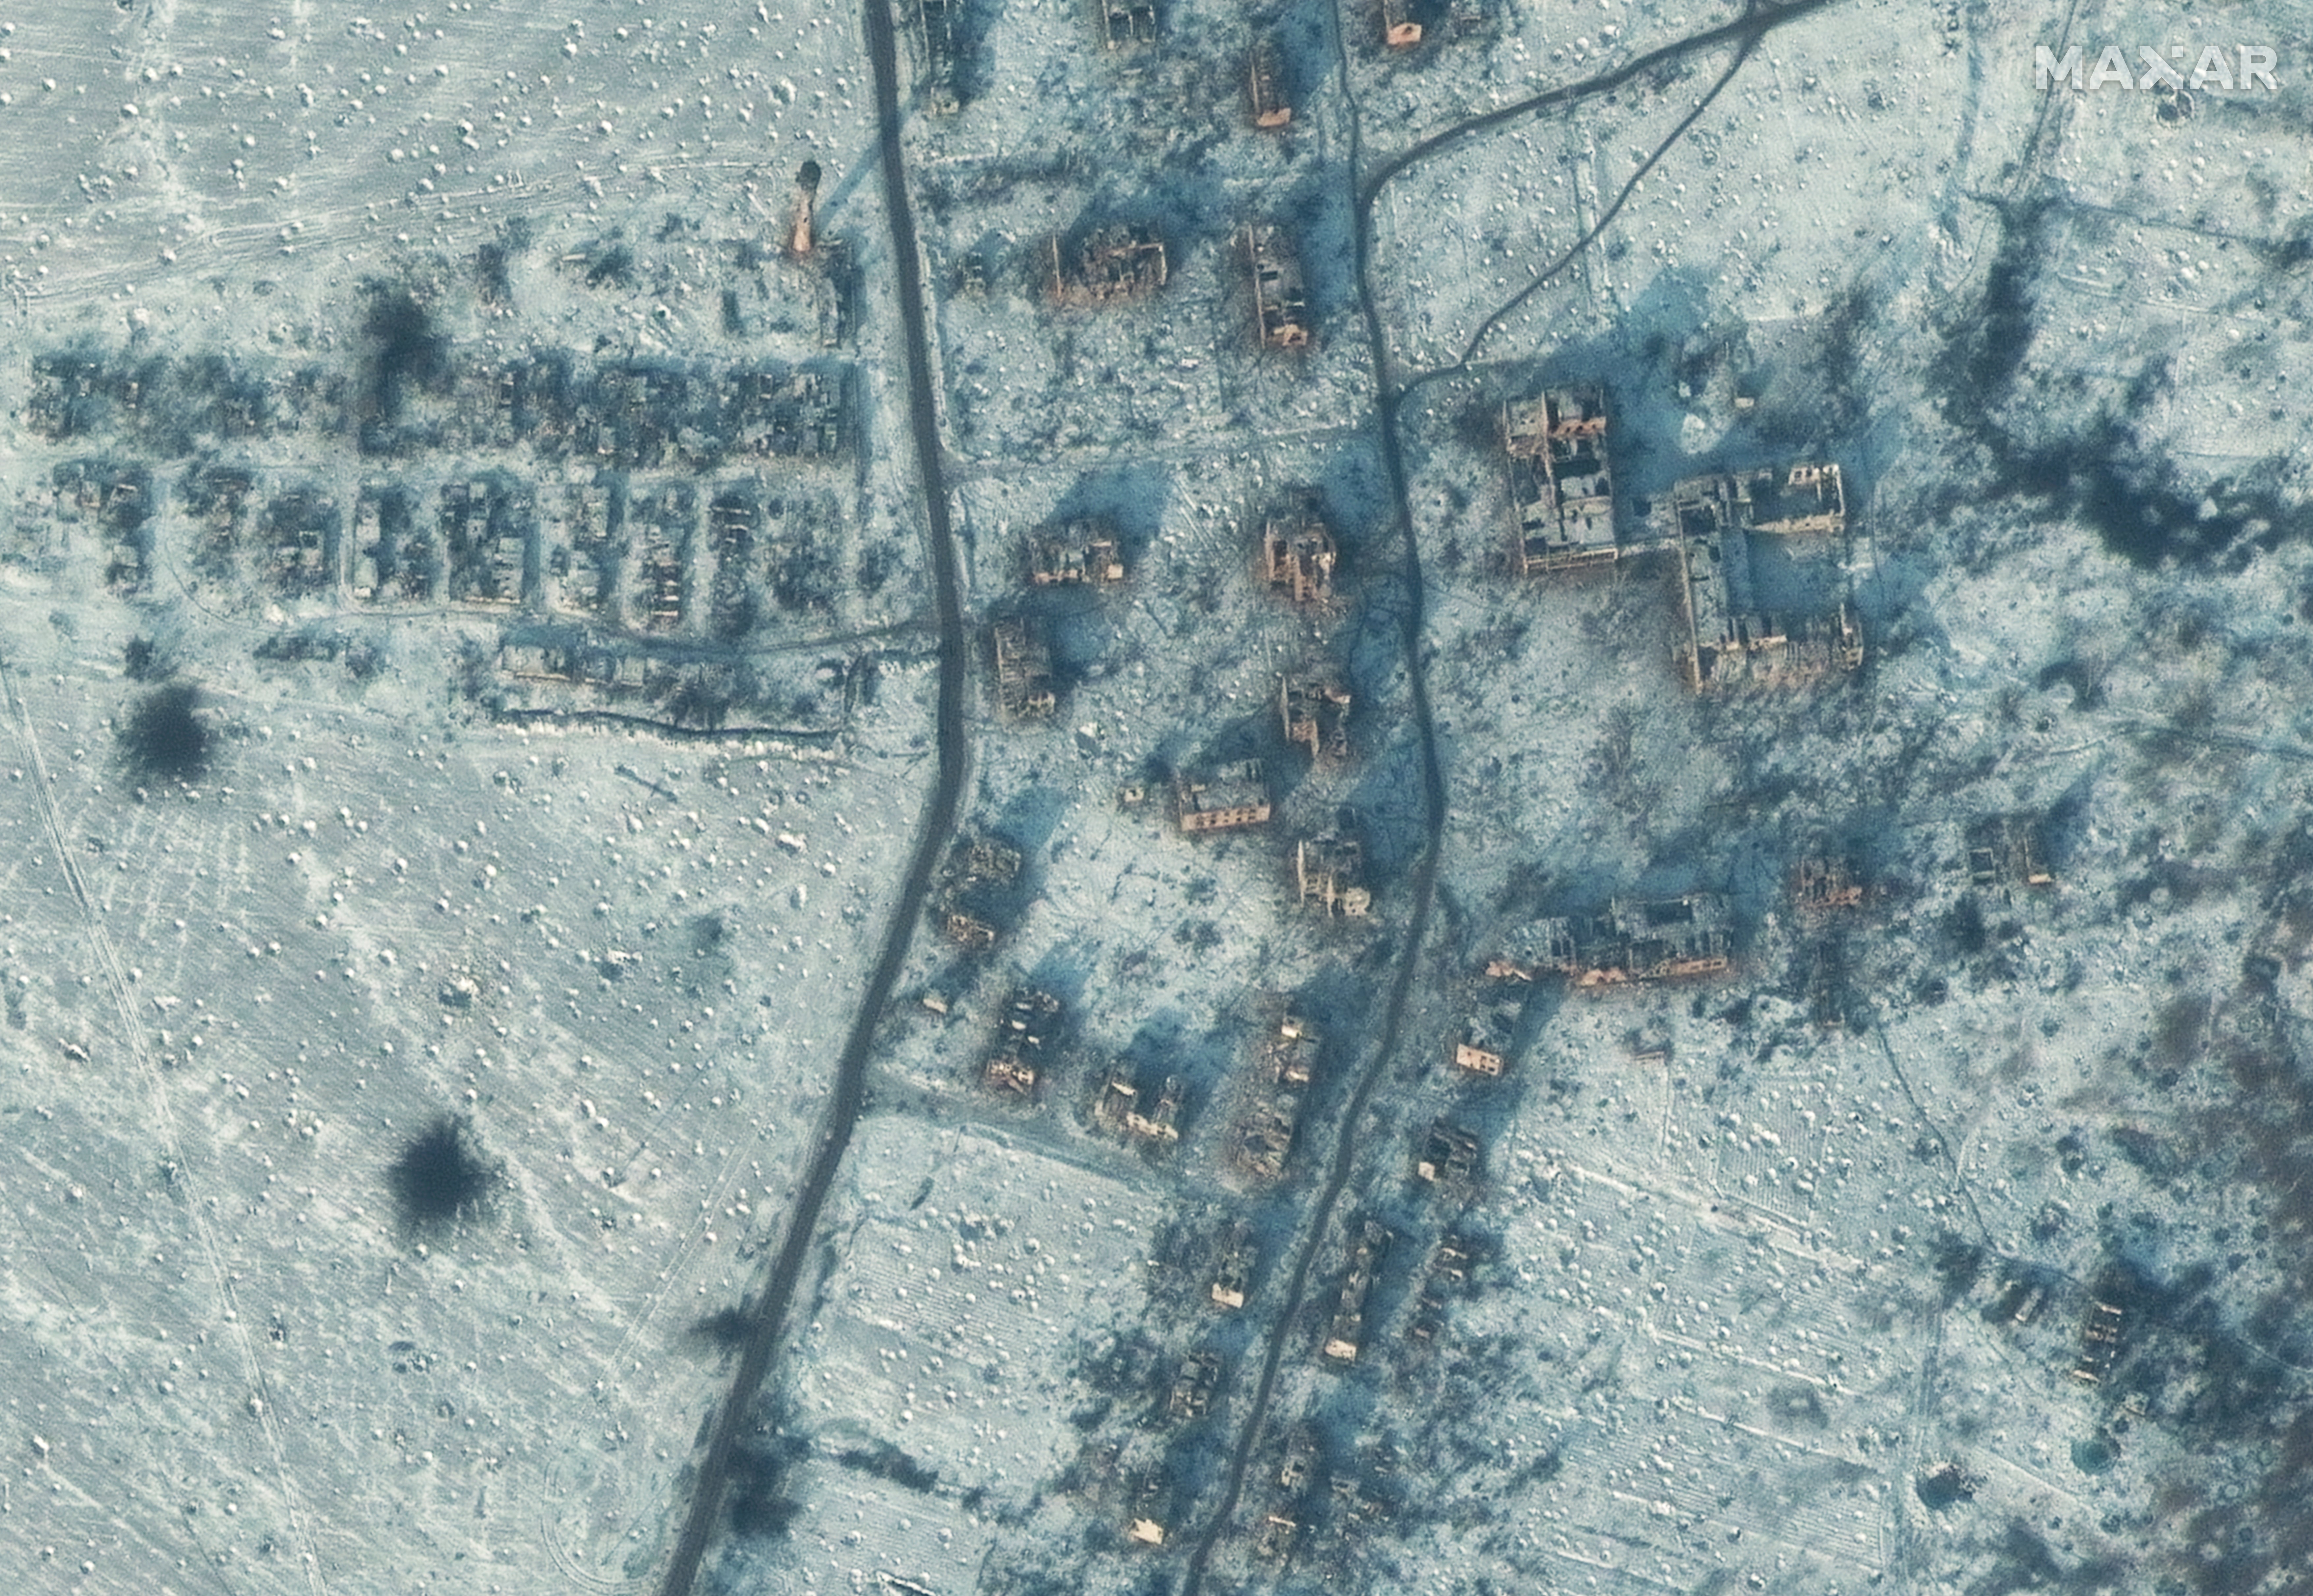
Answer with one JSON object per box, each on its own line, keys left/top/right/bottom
{"left": 654, "top": 1, "right": 969, "bottom": 1589}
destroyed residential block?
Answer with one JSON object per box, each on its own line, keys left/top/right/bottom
{"left": 1049, "top": 225, "right": 1167, "bottom": 305}
{"left": 962, "top": 836, "right": 1023, "bottom": 885}
{"left": 1029, "top": 520, "right": 1127, "bottom": 586}
{"left": 1322, "top": 1221, "right": 1388, "bottom": 1360}
{"left": 1248, "top": 39, "right": 1290, "bottom": 127}
{"left": 1666, "top": 464, "right": 1861, "bottom": 690}
{"left": 1491, "top": 894, "right": 1731, "bottom": 989}
{"left": 1504, "top": 387, "right": 1615, "bottom": 573}
{"left": 1415, "top": 1121, "right": 1480, "bottom": 1187}
{"left": 1235, "top": 1089, "right": 1302, "bottom": 1181}
{"left": 1296, "top": 832, "right": 1370, "bottom": 917}
{"left": 1176, "top": 760, "right": 1271, "bottom": 833}
{"left": 992, "top": 617, "right": 1058, "bottom": 720}
{"left": 1247, "top": 223, "right": 1310, "bottom": 350}
{"left": 1261, "top": 498, "right": 1337, "bottom": 607}
{"left": 1280, "top": 672, "right": 1352, "bottom": 763}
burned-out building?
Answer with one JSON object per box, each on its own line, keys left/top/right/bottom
{"left": 1381, "top": 0, "right": 1422, "bottom": 46}
{"left": 1176, "top": 760, "right": 1271, "bottom": 833}
{"left": 1504, "top": 387, "right": 1615, "bottom": 573}
{"left": 1029, "top": 520, "right": 1127, "bottom": 586}
{"left": 1048, "top": 225, "right": 1167, "bottom": 306}
{"left": 1322, "top": 1221, "right": 1389, "bottom": 1361}
{"left": 1280, "top": 671, "right": 1352, "bottom": 763}
{"left": 1246, "top": 223, "right": 1310, "bottom": 350}
{"left": 992, "top": 617, "right": 1058, "bottom": 720}
{"left": 1489, "top": 894, "right": 1732, "bottom": 990}
{"left": 1261, "top": 496, "right": 1337, "bottom": 608}
{"left": 1296, "top": 831, "right": 1370, "bottom": 917}
{"left": 441, "top": 478, "right": 532, "bottom": 607}
{"left": 1663, "top": 464, "right": 1861, "bottom": 690}
{"left": 1248, "top": 38, "right": 1290, "bottom": 127}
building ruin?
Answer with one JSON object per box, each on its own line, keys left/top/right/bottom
{"left": 983, "top": 988, "right": 1061, "bottom": 1095}
{"left": 1095, "top": 1067, "right": 1184, "bottom": 1143}
{"left": 1246, "top": 223, "right": 1311, "bottom": 350}
{"left": 1248, "top": 38, "right": 1290, "bottom": 127}
{"left": 1029, "top": 520, "right": 1127, "bottom": 586}
{"left": 1280, "top": 671, "right": 1352, "bottom": 763}
{"left": 1489, "top": 893, "right": 1731, "bottom": 989}
{"left": 1048, "top": 225, "right": 1167, "bottom": 306}
{"left": 1322, "top": 1220, "right": 1389, "bottom": 1360}
{"left": 992, "top": 617, "right": 1058, "bottom": 719}
{"left": 1662, "top": 463, "right": 1861, "bottom": 691}
{"left": 1176, "top": 759, "right": 1271, "bottom": 833}
{"left": 1504, "top": 387, "right": 1615, "bottom": 573}
{"left": 1296, "top": 831, "right": 1370, "bottom": 917}
{"left": 1414, "top": 1121, "right": 1480, "bottom": 1187}
{"left": 1261, "top": 495, "right": 1337, "bottom": 608}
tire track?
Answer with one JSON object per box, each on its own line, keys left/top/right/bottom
{"left": 650, "top": 0, "right": 970, "bottom": 1586}
{"left": 4, "top": 668, "right": 327, "bottom": 1594}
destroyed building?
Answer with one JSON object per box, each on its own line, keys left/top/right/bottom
{"left": 1234, "top": 1014, "right": 1316, "bottom": 1181}
{"left": 1095, "top": 1068, "right": 1184, "bottom": 1144}
{"left": 1209, "top": 1225, "right": 1255, "bottom": 1310}
{"left": 1797, "top": 854, "right": 1865, "bottom": 913}
{"left": 992, "top": 617, "right": 1058, "bottom": 720}
{"left": 915, "top": 0, "right": 963, "bottom": 114}
{"left": 1048, "top": 225, "right": 1167, "bottom": 306}
{"left": 1414, "top": 1120, "right": 1480, "bottom": 1187}
{"left": 1381, "top": 0, "right": 1422, "bottom": 47}
{"left": 1663, "top": 464, "right": 1862, "bottom": 690}
{"left": 1453, "top": 990, "right": 1522, "bottom": 1076}
{"left": 1321, "top": 1221, "right": 1388, "bottom": 1361}
{"left": 983, "top": 988, "right": 1061, "bottom": 1095}
{"left": 1489, "top": 894, "right": 1732, "bottom": 989}
{"left": 1246, "top": 223, "right": 1311, "bottom": 350}
{"left": 1280, "top": 671, "right": 1352, "bottom": 763}
{"left": 1248, "top": 38, "right": 1290, "bottom": 128}
{"left": 1175, "top": 760, "right": 1271, "bottom": 833}
{"left": 1261, "top": 496, "right": 1338, "bottom": 608}
{"left": 1165, "top": 1351, "right": 1221, "bottom": 1420}
{"left": 1098, "top": 0, "right": 1157, "bottom": 48}
{"left": 1028, "top": 519, "right": 1127, "bottom": 586}
{"left": 1504, "top": 387, "right": 1615, "bottom": 574}
{"left": 1296, "top": 831, "right": 1370, "bottom": 917}
{"left": 1968, "top": 814, "right": 2055, "bottom": 889}
{"left": 2073, "top": 1300, "right": 2124, "bottom": 1385}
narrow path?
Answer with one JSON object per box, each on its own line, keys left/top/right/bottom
{"left": 653, "top": 3, "right": 970, "bottom": 1588}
